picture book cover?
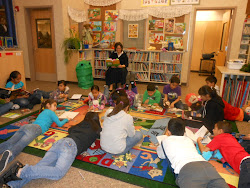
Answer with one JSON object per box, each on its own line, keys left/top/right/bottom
{"left": 101, "top": 32, "right": 115, "bottom": 44}
{"left": 93, "top": 33, "right": 101, "bottom": 43}
{"left": 88, "top": 8, "right": 101, "bottom": 19}
{"left": 103, "top": 21, "right": 117, "bottom": 32}
{"left": 149, "top": 20, "right": 155, "bottom": 30}
{"left": 5, "top": 37, "right": 13, "bottom": 48}
{"left": 165, "top": 36, "right": 183, "bottom": 49}
{"left": 90, "top": 21, "right": 102, "bottom": 32}
{"left": 165, "top": 18, "right": 175, "bottom": 33}
{"left": 174, "top": 23, "right": 186, "bottom": 34}
{"left": 149, "top": 33, "right": 164, "bottom": 44}
{"left": 155, "top": 20, "right": 164, "bottom": 31}
{"left": 105, "top": 10, "right": 118, "bottom": 21}
{"left": 128, "top": 24, "right": 138, "bottom": 38}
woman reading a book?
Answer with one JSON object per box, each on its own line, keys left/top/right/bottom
{"left": 106, "top": 42, "right": 128, "bottom": 92}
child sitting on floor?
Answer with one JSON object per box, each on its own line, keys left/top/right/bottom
{"left": 101, "top": 96, "right": 143, "bottom": 155}
{"left": 205, "top": 75, "right": 220, "bottom": 95}
{"left": 163, "top": 75, "right": 184, "bottom": 109}
{"left": 1, "top": 112, "right": 101, "bottom": 188}
{"left": 205, "top": 77, "right": 250, "bottom": 122}
{"left": 5, "top": 71, "right": 41, "bottom": 109}
{"left": 197, "top": 121, "right": 250, "bottom": 188}
{"left": 0, "top": 99, "right": 69, "bottom": 173}
{"left": 197, "top": 85, "right": 224, "bottom": 133}
{"left": 88, "top": 85, "right": 106, "bottom": 111}
{"left": 157, "top": 118, "right": 227, "bottom": 188}
{"left": 142, "top": 83, "right": 161, "bottom": 107}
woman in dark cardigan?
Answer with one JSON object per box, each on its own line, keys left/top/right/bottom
{"left": 106, "top": 42, "right": 128, "bottom": 92}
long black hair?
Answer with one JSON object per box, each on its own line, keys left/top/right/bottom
{"left": 108, "top": 96, "right": 129, "bottom": 117}
{"left": 7, "top": 71, "right": 21, "bottom": 84}
{"left": 83, "top": 112, "right": 101, "bottom": 133}
{"left": 198, "top": 85, "right": 218, "bottom": 99}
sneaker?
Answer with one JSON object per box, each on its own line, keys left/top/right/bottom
{"left": 0, "top": 161, "right": 23, "bottom": 184}
{"left": 11, "top": 104, "right": 20, "bottom": 110}
{"left": 0, "top": 151, "right": 12, "bottom": 173}
{"left": 0, "top": 183, "right": 10, "bottom": 188}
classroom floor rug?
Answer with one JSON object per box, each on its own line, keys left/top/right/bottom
{"left": 0, "top": 102, "right": 177, "bottom": 187}
{"left": 0, "top": 101, "right": 240, "bottom": 188}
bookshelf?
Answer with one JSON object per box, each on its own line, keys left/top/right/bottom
{"left": 239, "top": 17, "right": 250, "bottom": 64}
{"left": 93, "top": 49, "right": 112, "bottom": 79}
{"left": 92, "top": 49, "right": 184, "bottom": 83}
{"left": 217, "top": 66, "right": 250, "bottom": 108}
{"left": 126, "top": 50, "right": 183, "bottom": 84}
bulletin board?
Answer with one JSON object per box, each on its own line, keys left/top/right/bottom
{"left": 123, "top": 20, "right": 145, "bottom": 49}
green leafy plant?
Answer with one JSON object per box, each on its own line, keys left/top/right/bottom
{"left": 240, "top": 63, "right": 250, "bottom": 73}
{"left": 62, "top": 29, "right": 81, "bottom": 63}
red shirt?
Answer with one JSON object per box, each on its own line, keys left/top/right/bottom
{"left": 207, "top": 133, "right": 250, "bottom": 174}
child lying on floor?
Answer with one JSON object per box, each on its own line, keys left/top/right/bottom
{"left": 0, "top": 99, "right": 69, "bottom": 173}
{"left": 197, "top": 121, "right": 250, "bottom": 188}
{"left": 157, "top": 118, "right": 228, "bottom": 188}
{"left": 34, "top": 80, "right": 69, "bottom": 103}
{"left": 0, "top": 112, "right": 101, "bottom": 188}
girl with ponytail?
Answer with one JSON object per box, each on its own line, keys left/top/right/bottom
{"left": 197, "top": 85, "right": 225, "bottom": 132}
{"left": 0, "top": 99, "right": 69, "bottom": 173}
{"left": 101, "top": 96, "right": 143, "bottom": 155}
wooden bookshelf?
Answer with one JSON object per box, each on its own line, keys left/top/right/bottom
{"left": 92, "top": 49, "right": 184, "bottom": 84}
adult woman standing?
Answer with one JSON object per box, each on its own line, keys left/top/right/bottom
{"left": 106, "top": 42, "right": 128, "bottom": 92}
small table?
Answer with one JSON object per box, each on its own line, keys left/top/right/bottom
{"left": 199, "top": 58, "right": 216, "bottom": 76}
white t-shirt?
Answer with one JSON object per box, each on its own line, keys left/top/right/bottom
{"left": 214, "top": 85, "right": 220, "bottom": 96}
{"left": 100, "top": 108, "right": 135, "bottom": 154}
{"left": 157, "top": 136, "right": 205, "bottom": 174}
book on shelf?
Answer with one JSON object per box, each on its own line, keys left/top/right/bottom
{"left": 172, "top": 54, "right": 182, "bottom": 63}
{"left": 95, "top": 50, "right": 111, "bottom": 59}
{"left": 136, "top": 72, "right": 149, "bottom": 81}
{"left": 95, "top": 60, "right": 106, "bottom": 68}
{"left": 95, "top": 70, "right": 106, "bottom": 77}
{"left": 222, "top": 77, "right": 250, "bottom": 108}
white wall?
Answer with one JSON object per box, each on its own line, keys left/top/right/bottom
{"left": 13, "top": 0, "right": 248, "bottom": 84}
{"left": 196, "top": 10, "right": 225, "bottom": 21}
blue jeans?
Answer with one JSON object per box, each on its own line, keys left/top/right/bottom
{"left": 34, "top": 90, "right": 52, "bottom": 99}
{"left": 0, "top": 124, "right": 42, "bottom": 162}
{"left": 0, "top": 102, "right": 14, "bottom": 116}
{"left": 7, "top": 138, "right": 77, "bottom": 188}
{"left": 12, "top": 98, "right": 29, "bottom": 108}
{"left": 117, "top": 131, "right": 143, "bottom": 155}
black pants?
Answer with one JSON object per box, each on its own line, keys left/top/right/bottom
{"left": 106, "top": 67, "right": 128, "bottom": 86}
{"left": 239, "top": 158, "right": 250, "bottom": 188}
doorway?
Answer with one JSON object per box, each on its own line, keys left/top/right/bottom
{"left": 190, "top": 9, "right": 233, "bottom": 73}
{"left": 29, "top": 8, "right": 57, "bottom": 82}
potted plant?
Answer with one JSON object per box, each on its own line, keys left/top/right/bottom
{"left": 62, "top": 29, "right": 81, "bottom": 63}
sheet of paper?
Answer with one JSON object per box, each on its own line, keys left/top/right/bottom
{"left": 194, "top": 125, "right": 209, "bottom": 138}
{"left": 184, "top": 127, "right": 197, "bottom": 143}
{"left": 70, "top": 94, "right": 82, "bottom": 100}
{"left": 59, "top": 111, "right": 79, "bottom": 119}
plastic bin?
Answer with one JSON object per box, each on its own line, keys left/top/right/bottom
{"left": 76, "top": 60, "right": 94, "bottom": 89}
{"left": 226, "top": 61, "right": 245, "bottom": 70}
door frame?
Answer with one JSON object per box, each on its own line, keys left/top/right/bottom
{"left": 188, "top": 7, "right": 236, "bottom": 80}
{"left": 25, "top": 6, "right": 57, "bottom": 82}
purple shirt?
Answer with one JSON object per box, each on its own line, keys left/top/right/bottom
{"left": 163, "top": 84, "right": 181, "bottom": 102}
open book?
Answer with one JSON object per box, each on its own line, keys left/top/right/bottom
{"left": 106, "top": 58, "right": 120, "bottom": 67}
{"left": 70, "top": 94, "right": 82, "bottom": 100}
{"left": 58, "top": 111, "right": 79, "bottom": 119}
{"left": 0, "top": 88, "right": 30, "bottom": 100}
{"left": 156, "top": 125, "right": 211, "bottom": 145}
{"left": 185, "top": 126, "right": 211, "bottom": 144}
